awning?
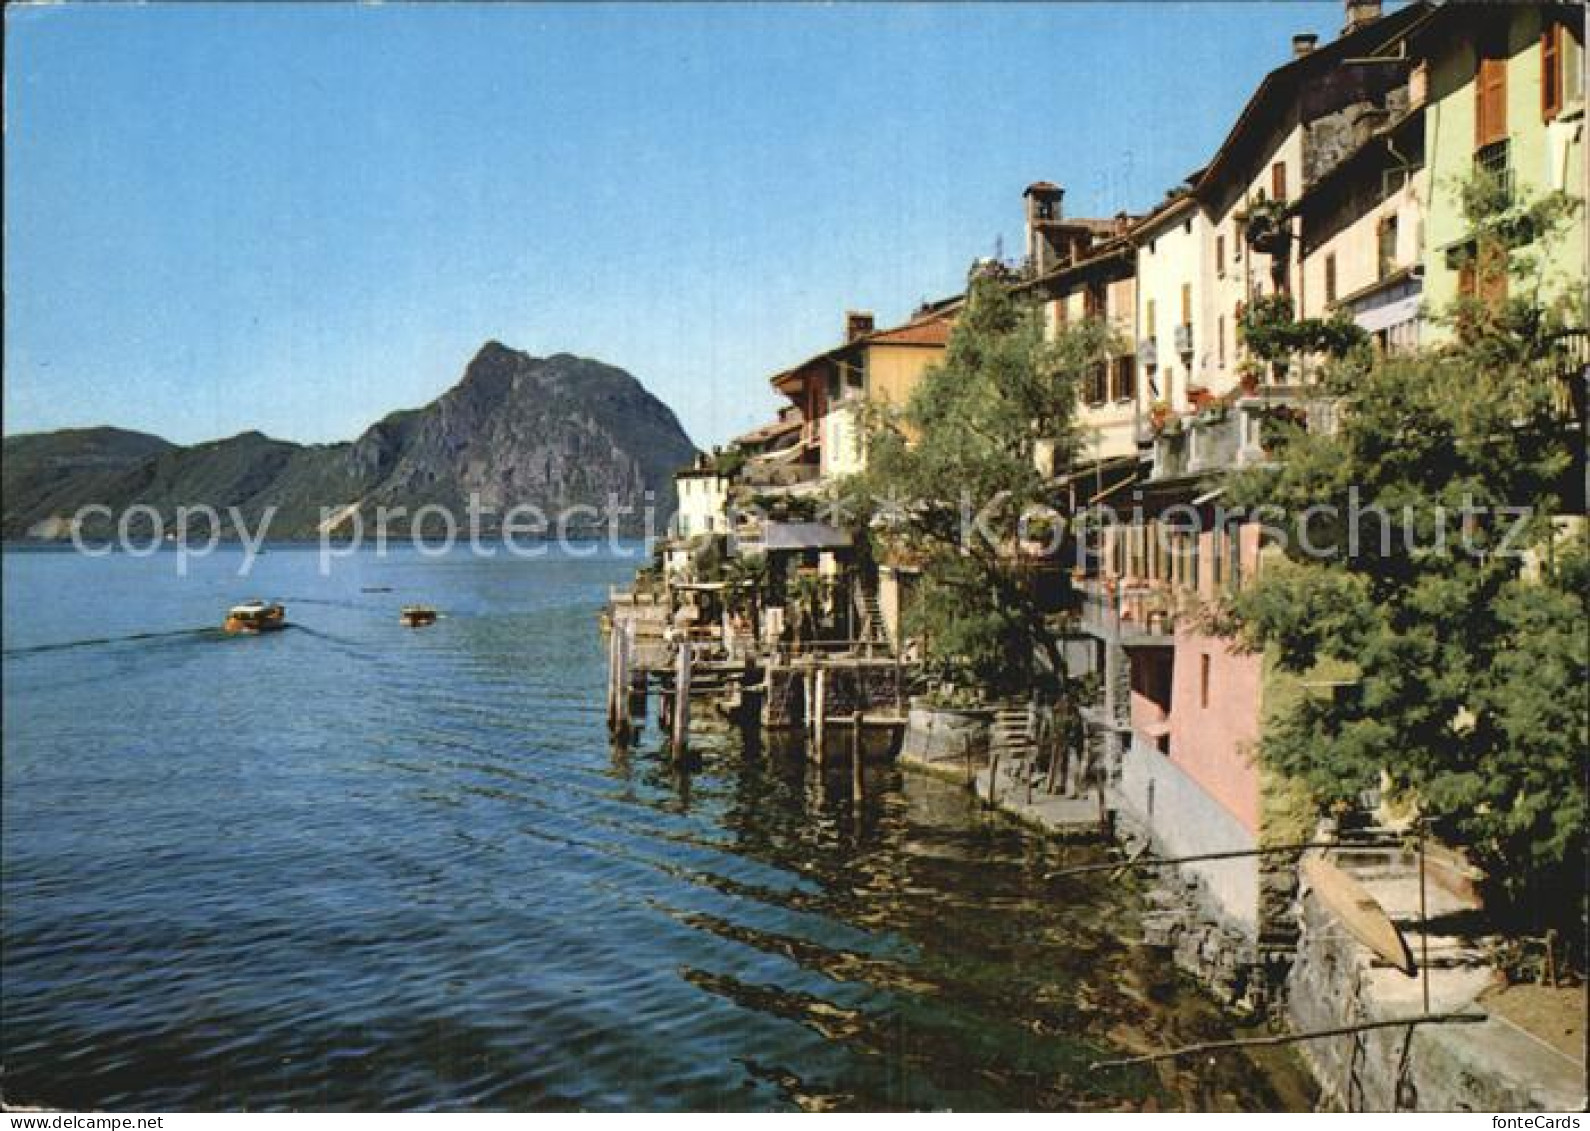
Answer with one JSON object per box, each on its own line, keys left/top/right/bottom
{"left": 762, "top": 521, "right": 854, "bottom": 552}
{"left": 1353, "top": 293, "right": 1421, "bottom": 335}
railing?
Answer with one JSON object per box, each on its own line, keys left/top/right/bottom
{"left": 1074, "top": 576, "right": 1177, "bottom": 644}
{"left": 1148, "top": 387, "right": 1341, "bottom": 481}
{"left": 1541, "top": 329, "right": 1588, "bottom": 424}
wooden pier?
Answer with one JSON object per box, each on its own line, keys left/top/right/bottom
{"left": 604, "top": 583, "right": 913, "bottom": 766}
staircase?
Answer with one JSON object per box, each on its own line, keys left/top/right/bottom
{"left": 855, "top": 580, "right": 890, "bottom": 653}
{"left": 987, "top": 702, "right": 1037, "bottom": 799}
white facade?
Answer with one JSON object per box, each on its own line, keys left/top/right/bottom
{"left": 820, "top": 401, "right": 866, "bottom": 479}
{"left": 1203, "top": 125, "right": 1306, "bottom": 392}
{"left": 1134, "top": 201, "right": 1210, "bottom": 414}
{"left": 674, "top": 471, "right": 728, "bottom": 538}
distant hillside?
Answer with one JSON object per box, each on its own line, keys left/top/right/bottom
{"left": 2, "top": 344, "right": 697, "bottom": 540}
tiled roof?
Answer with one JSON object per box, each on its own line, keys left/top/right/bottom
{"left": 769, "top": 311, "right": 955, "bottom": 387}
{"left": 867, "top": 316, "right": 954, "bottom": 347}
{"left": 731, "top": 416, "right": 802, "bottom": 447}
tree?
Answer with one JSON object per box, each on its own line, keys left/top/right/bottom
{"left": 1224, "top": 174, "right": 1586, "bottom": 938}
{"left": 849, "top": 272, "right": 1113, "bottom": 695}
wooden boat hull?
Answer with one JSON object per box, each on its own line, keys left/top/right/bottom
{"left": 400, "top": 609, "right": 438, "bottom": 627}
{"left": 224, "top": 605, "right": 286, "bottom": 634}
{"left": 1303, "top": 855, "right": 1416, "bottom": 975}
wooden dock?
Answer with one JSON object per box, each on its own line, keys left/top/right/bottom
{"left": 604, "top": 583, "right": 914, "bottom": 766}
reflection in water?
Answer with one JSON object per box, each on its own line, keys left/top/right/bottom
{"left": 2, "top": 547, "right": 1312, "bottom": 1111}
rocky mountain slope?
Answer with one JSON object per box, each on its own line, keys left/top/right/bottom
{"left": 2, "top": 343, "right": 697, "bottom": 540}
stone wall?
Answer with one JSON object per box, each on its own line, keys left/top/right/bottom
{"left": 1286, "top": 888, "right": 1586, "bottom": 1111}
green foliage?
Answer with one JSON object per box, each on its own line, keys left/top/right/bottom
{"left": 1445, "top": 167, "right": 1585, "bottom": 352}
{"left": 1226, "top": 172, "right": 1586, "bottom": 932}
{"left": 856, "top": 274, "right": 1111, "bottom": 693}
{"left": 710, "top": 446, "right": 747, "bottom": 479}
{"left": 1237, "top": 293, "right": 1368, "bottom": 365}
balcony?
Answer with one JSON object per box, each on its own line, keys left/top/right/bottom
{"left": 1173, "top": 323, "right": 1194, "bottom": 356}
{"left": 1539, "top": 328, "right": 1588, "bottom": 424}
{"left": 1074, "top": 575, "right": 1177, "bottom": 646}
{"left": 1149, "top": 387, "right": 1339, "bottom": 480}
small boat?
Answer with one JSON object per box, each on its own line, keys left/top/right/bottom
{"left": 400, "top": 605, "right": 438, "bottom": 627}
{"left": 1302, "top": 855, "right": 1416, "bottom": 975}
{"left": 361, "top": 586, "right": 394, "bottom": 593}
{"left": 224, "top": 600, "right": 286, "bottom": 634}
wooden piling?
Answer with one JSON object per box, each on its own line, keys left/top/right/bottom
{"left": 606, "top": 622, "right": 620, "bottom": 734}
{"left": 614, "top": 622, "right": 634, "bottom": 744}
{"left": 850, "top": 711, "right": 864, "bottom": 803}
{"left": 813, "top": 667, "right": 827, "bottom": 765}
{"left": 672, "top": 641, "right": 692, "bottom": 756}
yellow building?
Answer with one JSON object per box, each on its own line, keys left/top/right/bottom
{"left": 769, "top": 308, "right": 955, "bottom": 481}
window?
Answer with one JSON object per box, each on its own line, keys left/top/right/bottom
{"left": 1180, "top": 283, "right": 1192, "bottom": 326}
{"left": 1475, "top": 137, "right": 1513, "bottom": 201}
{"left": 1216, "top": 235, "right": 1226, "bottom": 276}
{"left": 1084, "top": 283, "right": 1104, "bottom": 319}
{"left": 1271, "top": 161, "right": 1288, "bottom": 201}
{"left": 1217, "top": 314, "right": 1226, "bottom": 366}
{"left": 1084, "top": 362, "right": 1108, "bottom": 406}
{"left": 1146, "top": 298, "right": 1157, "bottom": 337}
{"left": 1112, "top": 355, "right": 1137, "bottom": 402}
{"left": 1200, "top": 654, "right": 1211, "bottom": 709}
{"left": 1458, "top": 241, "right": 1509, "bottom": 307}
{"left": 1475, "top": 44, "right": 1508, "bottom": 148}
{"left": 1377, "top": 216, "right": 1399, "bottom": 280}
{"left": 1324, "top": 252, "right": 1338, "bottom": 304}
{"left": 844, "top": 355, "right": 867, "bottom": 398}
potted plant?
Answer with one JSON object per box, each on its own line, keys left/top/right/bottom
{"left": 1238, "top": 358, "right": 1263, "bottom": 395}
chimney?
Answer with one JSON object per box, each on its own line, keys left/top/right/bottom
{"left": 1343, "top": 1, "right": 1382, "bottom": 35}
{"left": 845, "top": 310, "right": 875, "bottom": 342}
{"left": 1292, "top": 32, "right": 1319, "bottom": 58}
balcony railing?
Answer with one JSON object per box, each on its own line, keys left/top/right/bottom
{"left": 1074, "top": 576, "right": 1177, "bottom": 645}
{"left": 1149, "top": 387, "right": 1339, "bottom": 480}
{"left": 1540, "top": 329, "right": 1588, "bottom": 424}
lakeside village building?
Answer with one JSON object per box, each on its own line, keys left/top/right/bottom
{"left": 643, "top": 1, "right": 1586, "bottom": 1108}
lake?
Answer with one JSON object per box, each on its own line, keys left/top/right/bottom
{"left": 1, "top": 545, "right": 1308, "bottom": 1110}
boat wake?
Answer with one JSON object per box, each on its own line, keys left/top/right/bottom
{"left": 2, "top": 627, "right": 222, "bottom": 658}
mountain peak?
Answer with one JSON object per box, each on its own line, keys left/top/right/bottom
{"left": 3, "top": 343, "right": 697, "bottom": 538}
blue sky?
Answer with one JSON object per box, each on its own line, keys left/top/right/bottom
{"left": 6, "top": 2, "right": 1367, "bottom": 450}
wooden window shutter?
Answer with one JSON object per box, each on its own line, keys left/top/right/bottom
{"left": 1180, "top": 283, "right": 1191, "bottom": 325}
{"left": 1476, "top": 51, "right": 1508, "bottom": 147}
{"left": 1543, "top": 23, "right": 1563, "bottom": 120}
{"left": 1271, "top": 161, "right": 1288, "bottom": 200}
{"left": 1480, "top": 241, "right": 1509, "bottom": 307}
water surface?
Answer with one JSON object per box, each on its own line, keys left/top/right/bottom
{"left": 2, "top": 546, "right": 1309, "bottom": 1110}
